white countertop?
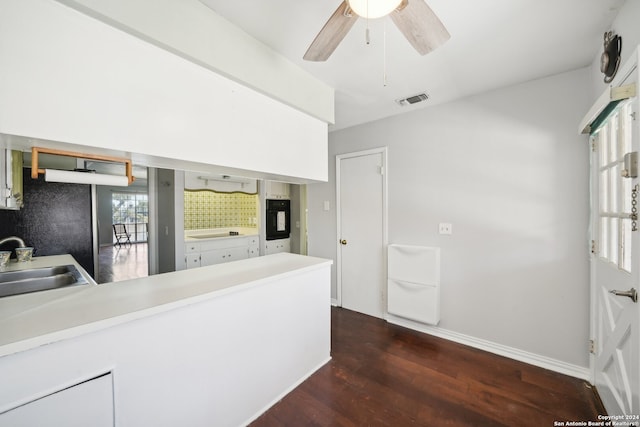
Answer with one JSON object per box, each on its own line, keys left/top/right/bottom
{"left": 184, "top": 227, "right": 258, "bottom": 242}
{"left": 0, "top": 253, "right": 331, "bottom": 358}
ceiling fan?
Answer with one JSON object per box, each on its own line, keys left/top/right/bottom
{"left": 304, "top": 0, "right": 450, "bottom": 61}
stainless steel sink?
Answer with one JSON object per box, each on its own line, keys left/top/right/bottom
{"left": 0, "top": 265, "right": 90, "bottom": 298}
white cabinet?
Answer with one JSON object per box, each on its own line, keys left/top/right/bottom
{"left": 387, "top": 245, "right": 441, "bottom": 326}
{"left": 185, "top": 243, "right": 199, "bottom": 253}
{"left": 200, "top": 246, "right": 248, "bottom": 266}
{"left": 248, "top": 236, "right": 260, "bottom": 258}
{"left": 185, "top": 253, "right": 201, "bottom": 269}
{"left": 0, "top": 149, "right": 23, "bottom": 210}
{"left": 0, "top": 373, "right": 113, "bottom": 427}
{"left": 264, "top": 181, "right": 290, "bottom": 199}
{"left": 264, "top": 238, "right": 290, "bottom": 255}
{"left": 185, "top": 243, "right": 201, "bottom": 269}
{"left": 184, "top": 172, "right": 257, "bottom": 193}
{"left": 184, "top": 236, "right": 260, "bottom": 268}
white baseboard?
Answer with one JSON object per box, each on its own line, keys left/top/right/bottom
{"left": 331, "top": 298, "right": 339, "bottom": 307}
{"left": 385, "top": 314, "right": 591, "bottom": 382}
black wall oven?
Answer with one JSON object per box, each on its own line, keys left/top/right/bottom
{"left": 265, "top": 199, "right": 290, "bottom": 240}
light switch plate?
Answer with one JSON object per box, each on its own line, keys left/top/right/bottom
{"left": 439, "top": 223, "right": 452, "bottom": 235}
{"left": 323, "top": 201, "right": 330, "bottom": 211}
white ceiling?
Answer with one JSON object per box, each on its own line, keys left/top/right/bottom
{"left": 199, "top": 0, "right": 625, "bottom": 131}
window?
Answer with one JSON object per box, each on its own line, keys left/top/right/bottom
{"left": 112, "top": 192, "right": 148, "bottom": 243}
{"left": 596, "top": 101, "right": 634, "bottom": 272}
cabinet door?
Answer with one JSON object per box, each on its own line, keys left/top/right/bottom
{"left": 264, "top": 242, "right": 274, "bottom": 255}
{"left": 0, "top": 373, "right": 113, "bottom": 427}
{"left": 0, "top": 150, "right": 23, "bottom": 210}
{"left": 185, "top": 253, "right": 201, "bottom": 269}
{"left": 227, "top": 246, "right": 249, "bottom": 262}
{"left": 201, "top": 246, "right": 249, "bottom": 266}
{"left": 265, "top": 181, "right": 290, "bottom": 199}
{"left": 265, "top": 238, "right": 290, "bottom": 255}
{"left": 248, "top": 245, "right": 260, "bottom": 258}
{"left": 200, "top": 249, "right": 224, "bottom": 266}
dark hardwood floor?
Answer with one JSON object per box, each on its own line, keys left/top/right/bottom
{"left": 251, "top": 307, "right": 605, "bottom": 427}
{"left": 97, "top": 242, "right": 148, "bottom": 284}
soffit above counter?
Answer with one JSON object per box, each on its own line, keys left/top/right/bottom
{"left": 0, "top": 0, "right": 328, "bottom": 184}
{"left": 0, "top": 133, "right": 325, "bottom": 186}
{"left": 55, "top": 0, "right": 335, "bottom": 125}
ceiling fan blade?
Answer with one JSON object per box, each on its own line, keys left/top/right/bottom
{"left": 390, "top": 0, "right": 450, "bottom": 55}
{"left": 303, "top": 1, "right": 358, "bottom": 61}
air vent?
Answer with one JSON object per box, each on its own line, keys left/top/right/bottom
{"left": 396, "top": 93, "right": 429, "bottom": 107}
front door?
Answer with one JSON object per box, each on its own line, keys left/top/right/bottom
{"left": 337, "top": 148, "right": 387, "bottom": 318}
{"left": 591, "top": 91, "right": 639, "bottom": 416}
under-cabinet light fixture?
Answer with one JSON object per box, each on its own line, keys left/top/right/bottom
{"left": 197, "top": 175, "right": 251, "bottom": 187}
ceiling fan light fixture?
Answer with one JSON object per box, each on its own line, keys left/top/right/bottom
{"left": 347, "top": 0, "right": 403, "bottom": 19}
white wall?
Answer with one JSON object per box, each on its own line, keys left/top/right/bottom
{"left": 308, "top": 68, "right": 592, "bottom": 369}
{"left": 55, "top": 0, "right": 334, "bottom": 124}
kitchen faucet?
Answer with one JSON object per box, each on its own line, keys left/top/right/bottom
{"left": 0, "top": 236, "right": 26, "bottom": 248}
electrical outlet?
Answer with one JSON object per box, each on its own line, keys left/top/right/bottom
{"left": 439, "top": 223, "right": 452, "bottom": 235}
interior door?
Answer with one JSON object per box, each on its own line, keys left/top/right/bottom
{"left": 591, "top": 93, "right": 639, "bottom": 416}
{"left": 337, "top": 149, "right": 386, "bottom": 318}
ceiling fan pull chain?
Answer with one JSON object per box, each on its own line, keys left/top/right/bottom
{"left": 383, "top": 20, "right": 388, "bottom": 87}
{"left": 365, "top": 0, "right": 370, "bottom": 44}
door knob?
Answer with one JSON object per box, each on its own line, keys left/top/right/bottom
{"left": 340, "top": 239, "right": 347, "bottom": 245}
{"left": 610, "top": 288, "right": 638, "bottom": 303}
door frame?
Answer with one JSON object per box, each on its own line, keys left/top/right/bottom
{"left": 335, "top": 147, "right": 389, "bottom": 308}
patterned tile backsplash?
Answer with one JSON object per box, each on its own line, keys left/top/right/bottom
{"left": 184, "top": 190, "right": 258, "bottom": 230}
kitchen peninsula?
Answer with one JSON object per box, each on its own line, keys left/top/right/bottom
{"left": 0, "top": 253, "right": 331, "bottom": 426}
{"left": 0, "top": 1, "right": 332, "bottom": 424}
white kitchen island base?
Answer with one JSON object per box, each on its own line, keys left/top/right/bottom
{"left": 0, "top": 253, "right": 331, "bottom": 427}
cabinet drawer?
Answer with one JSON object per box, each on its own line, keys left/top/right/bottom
{"left": 185, "top": 243, "right": 200, "bottom": 254}
{"left": 388, "top": 245, "right": 439, "bottom": 285}
{"left": 387, "top": 279, "right": 439, "bottom": 325}
{"left": 200, "top": 237, "right": 248, "bottom": 251}
{"left": 200, "top": 246, "right": 249, "bottom": 266}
